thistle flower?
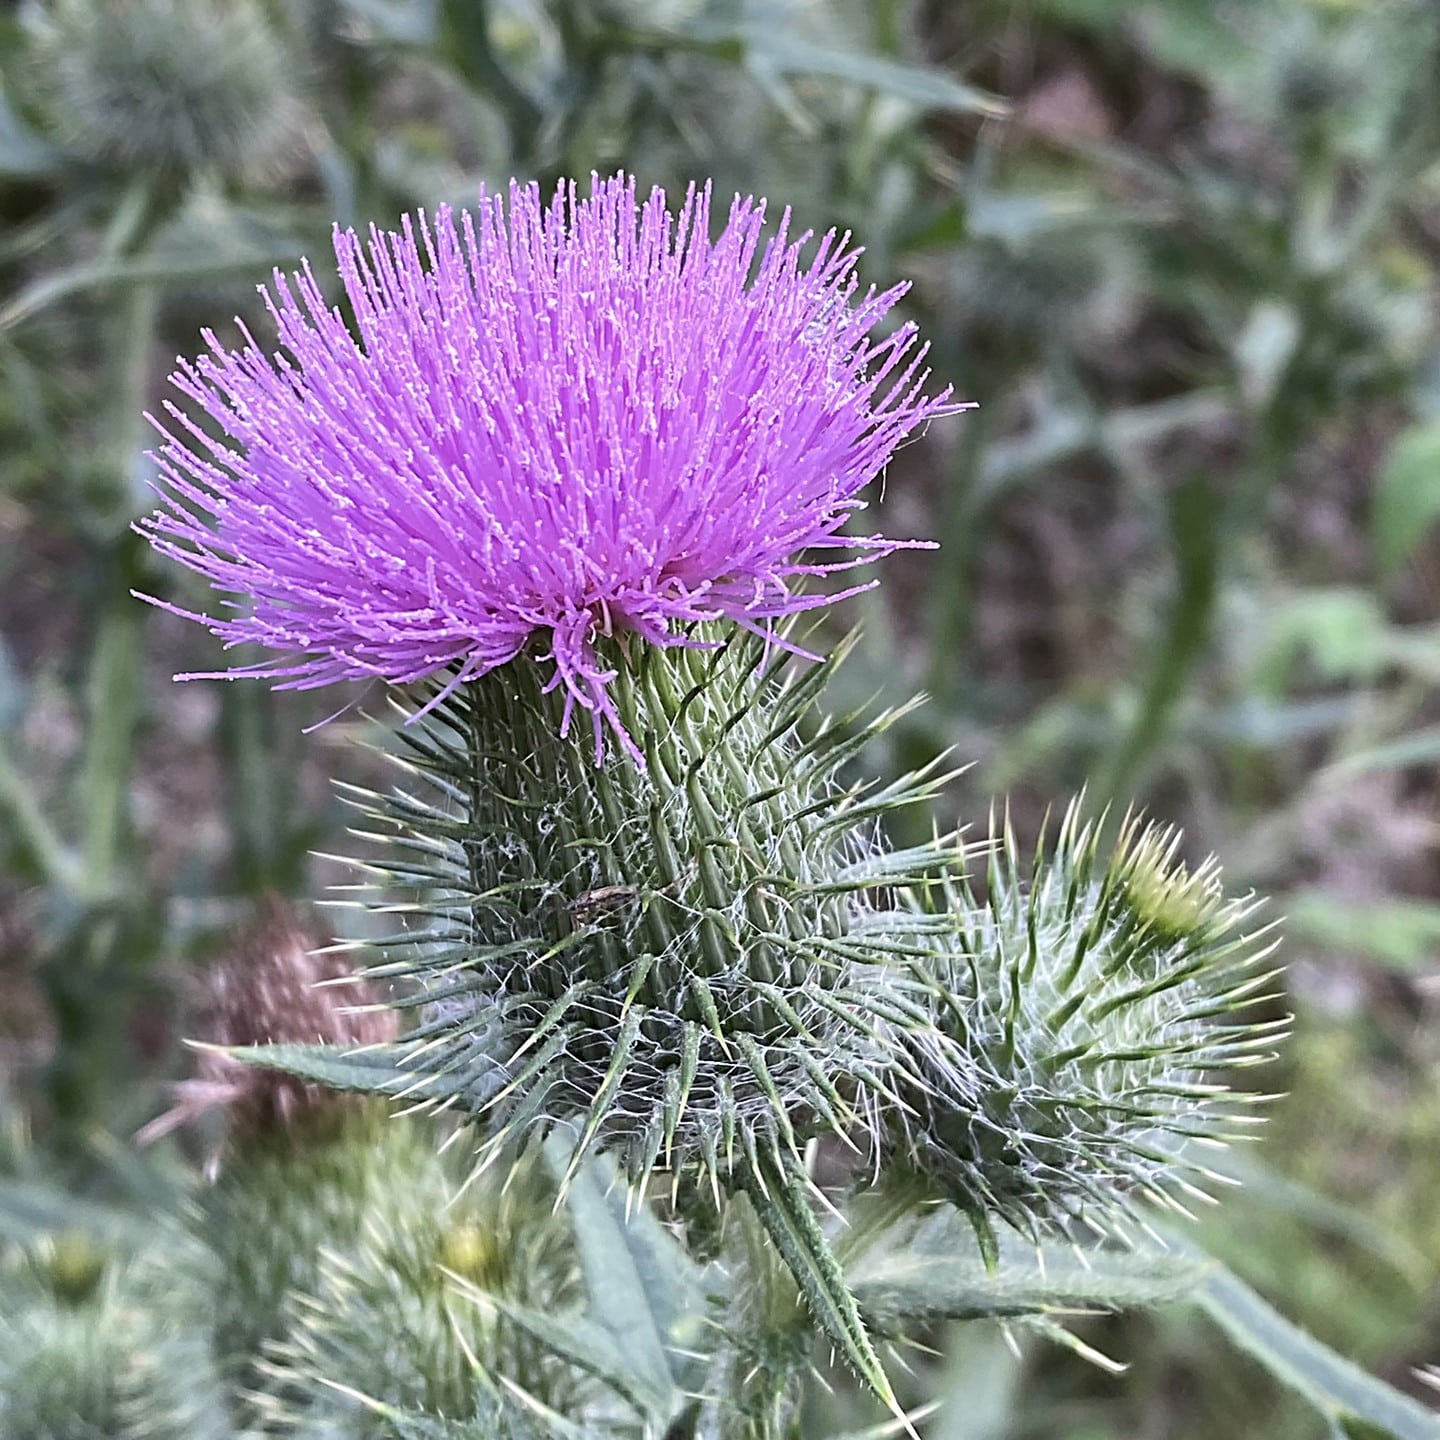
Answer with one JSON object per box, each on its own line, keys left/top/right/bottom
{"left": 886, "top": 805, "right": 1285, "bottom": 1248}
{"left": 139, "top": 172, "right": 951, "bottom": 762}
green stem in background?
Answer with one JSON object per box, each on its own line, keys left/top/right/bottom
{"left": 76, "top": 256, "right": 159, "bottom": 898}
{"left": 1090, "top": 375, "right": 1299, "bottom": 812}
{"left": 1092, "top": 474, "right": 1221, "bottom": 812}
{"left": 439, "top": 0, "right": 544, "bottom": 160}
{"left": 75, "top": 175, "right": 173, "bottom": 877}
{"left": 44, "top": 178, "right": 167, "bottom": 1152}
{"left": 927, "top": 390, "right": 1232, "bottom": 715}
{"left": 1083, "top": 64, "right": 1415, "bottom": 815}
{"left": 869, "top": 0, "right": 905, "bottom": 55}
{"left": 0, "top": 734, "right": 82, "bottom": 894}
{"left": 1230, "top": 370, "right": 1308, "bottom": 547}
{"left": 77, "top": 535, "right": 146, "bottom": 903}
{"left": 549, "top": 4, "right": 608, "bottom": 185}
{"left": 927, "top": 397, "right": 992, "bottom": 709}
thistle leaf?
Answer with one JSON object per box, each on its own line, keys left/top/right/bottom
{"left": 477, "top": 1302, "right": 668, "bottom": 1418}
{"left": 548, "top": 1149, "right": 714, "bottom": 1409}
{"left": 848, "top": 1212, "right": 1211, "bottom": 1328}
{"left": 1196, "top": 1264, "right": 1440, "bottom": 1440}
{"left": 222, "top": 1041, "right": 442, "bottom": 1101}
{"left": 740, "top": 1156, "right": 901, "bottom": 1418}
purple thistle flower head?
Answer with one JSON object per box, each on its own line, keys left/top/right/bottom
{"left": 139, "top": 172, "right": 954, "bottom": 761}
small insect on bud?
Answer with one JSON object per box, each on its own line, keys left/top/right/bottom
{"left": 137, "top": 897, "right": 397, "bottom": 1152}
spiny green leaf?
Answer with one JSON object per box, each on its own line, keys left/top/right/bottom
{"left": 550, "top": 1148, "right": 714, "bottom": 1406}
{"left": 847, "top": 1211, "right": 1210, "bottom": 1327}
{"left": 740, "top": 1158, "right": 901, "bottom": 1417}
{"left": 223, "top": 1041, "right": 442, "bottom": 1099}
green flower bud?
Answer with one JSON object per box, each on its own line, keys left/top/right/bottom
{"left": 0, "top": 1241, "right": 226, "bottom": 1439}
{"left": 242, "top": 1126, "right": 577, "bottom": 1434}
{"left": 346, "top": 633, "right": 956, "bottom": 1206}
{"left": 887, "top": 803, "right": 1284, "bottom": 1241}
{"left": 203, "top": 1106, "right": 406, "bottom": 1403}
{"left": 34, "top": 1232, "right": 107, "bottom": 1307}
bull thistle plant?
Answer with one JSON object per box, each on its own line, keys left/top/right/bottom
{"left": 130, "top": 174, "right": 1288, "bottom": 1433}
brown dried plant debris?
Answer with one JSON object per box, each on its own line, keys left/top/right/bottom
{"left": 136, "top": 897, "right": 397, "bottom": 1156}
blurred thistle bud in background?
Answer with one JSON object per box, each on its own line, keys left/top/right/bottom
{"left": 136, "top": 897, "right": 397, "bottom": 1153}
{"left": 131, "top": 902, "right": 576, "bottom": 1428}
{"left": 28, "top": 0, "right": 303, "bottom": 183}
{"left": 943, "top": 225, "right": 1136, "bottom": 354}
{"left": 0, "top": 1245, "right": 228, "bottom": 1439}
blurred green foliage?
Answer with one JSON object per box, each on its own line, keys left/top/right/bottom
{"left": 4, "top": 0, "right": 1440, "bottom": 1435}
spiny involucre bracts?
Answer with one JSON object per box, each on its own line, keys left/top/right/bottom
{"left": 308, "top": 632, "right": 967, "bottom": 1411}
{"left": 301, "top": 661, "right": 1281, "bottom": 1409}
{"left": 137, "top": 171, "right": 953, "bottom": 762}
{"left": 335, "top": 632, "right": 963, "bottom": 1199}
{"left": 885, "top": 803, "right": 1286, "bottom": 1250}
{"left": 0, "top": 1226, "right": 225, "bottom": 1438}
{"left": 237, "top": 1125, "right": 580, "bottom": 1435}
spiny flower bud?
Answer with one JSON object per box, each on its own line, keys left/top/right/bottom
{"left": 245, "top": 1131, "right": 576, "bottom": 1434}
{"left": 0, "top": 1242, "right": 225, "bottom": 1439}
{"left": 137, "top": 897, "right": 397, "bottom": 1149}
{"left": 887, "top": 804, "right": 1285, "bottom": 1245}
{"left": 345, "top": 631, "right": 955, "bottom": 1201}
{"left": 261, "top": 633, "right": 962, "bottom": 1413}
{"left": 32, "top": 0, "right": 301, "bottom": 181}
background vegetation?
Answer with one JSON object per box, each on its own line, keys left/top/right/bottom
{"left": 3, "top": 0, "right": 1440, "bottom": 1435}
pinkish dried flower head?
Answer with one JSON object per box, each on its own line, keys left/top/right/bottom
{"left": 136, "top": 898, "right": 396, "bottom": 1151}
{"left": 139, "top": 172, "right": 951, "bottom": 760}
